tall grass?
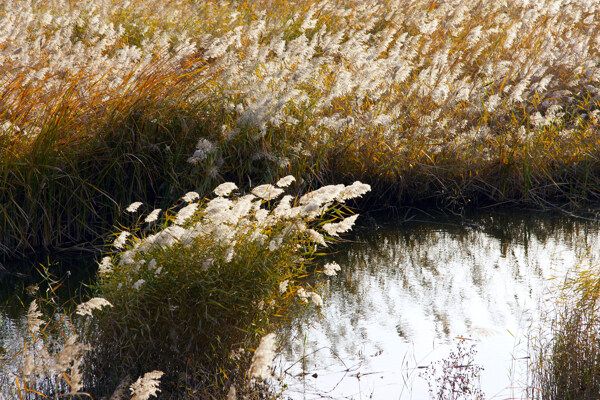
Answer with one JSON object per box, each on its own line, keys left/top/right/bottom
{"left": 530, "top": 263, "right": 600, "bottom": 400}
{"left": 0, "top": 52, "right": 208, "bottom": 257}
{"left": 1, "top": 177, "right": 370, "bottom": 398}
{"left": 87, "top": 178, "right": 368, "bottom": 397}
{"left": 3, "top": 0, "right": 600, "bottom": 258}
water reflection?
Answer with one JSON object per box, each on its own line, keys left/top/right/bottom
{"left": 277, "top": 210, "right": 600, "bottom": 399}
{"left": 0, "top": 254, "right": 94, "bottom": 393}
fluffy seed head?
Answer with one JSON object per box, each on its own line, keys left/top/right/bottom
{"left": 276, "top": 175, "right": 295, "bottom": 188}
{"left": 310, "top": 292, "right": 323, "bottom": 307}
{"left": 27, "top": 300, "right": 44, "bottom": 334}
{"left": 98, "top": 256, "right": 112, "bottom": 276}
{"left": 323, "top": 261, "right": 341, "bottom": 276}
{"left": 181, "top": 191, "right": 200, "bottom": 203}
{"left": 252, "top": 184, "right": 284, "bottom": 201}
{"left": 214, "top": 182, "right": 238, "bottom": 196}
{"left": 126, "top": 202, "right": 143, "bottom": 213}
{"left": 248, "top": 333, "right": 277, "bottom": 379}
{"left": 130, "top": 370, "right": 164, "bottom": 400}
{"left": 76, "top": 297, "right": 113, "bottom": 316}
{"left": 145, "top": 209, "right": 161, "bottom": 223}
{"left": 113, "top": 231, "right": 131, "bottom": 249}
{"left": 174, "top": 203, "right": 199, "bottom": 225}
{"left": 322, "top": 214, "right": 359, "bottom": 237}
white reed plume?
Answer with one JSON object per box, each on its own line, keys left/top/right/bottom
{"left": 113, "top": 231, "right": 131, "bottom": 249}
{"left": 299, "top": 184, "right": 345, "bottom": 206}
{"left": 322, "top": 214, "right": 359, "bottom": 237}
{"left": 276, "top": 175, "right": 295, "bottom": 188}
{"left": 227, "top": 385, "right": 237, "bottom": 400}
{"left": 279, "top": 279, "right": 289, "bottom": 294}
{"left": 310, "top": 292, "right": 323, "bottom": 307}
{"left": 337, "top": 181, "right": 371, "bottom": 202}
{"left": 98, "top": 256, "right": 113, "bottom": 276}
{"left": 126, "top": 202, "right": 143, "bottom": 213}
{"left": 133, "top": 279, "right": 146, "bottom": 290}
{"left": 54, "top": 335, "right": 89, "bottom": 372}
{"left": 181, "top": 191, "right": 200, "bottom": 203}
{"left": 323, "top": 261, "right": 341, "bottom": 276}
{"left": 248, "top": 333, "right": 277, "bottom": 379}
{"left": 27, "top": 300, "right": 44, "bottom": 335}
{"left": 296, "top": 287, "right": 309, "bottom": 303}
{"left": 307, "top": 229, "right": 326, "bottom": 246}
{"left": 174, "top": 203, "right": 199, "bottom": 225}
{"left": 75, "top": 297, "right": 113, "bottom": 316}
{"left": 187, "top": 138, "right": 216, "bottom": 165}
{"left": 70, "top": 358, "right": 84, "bottom": 392}
{"left": 214, "top": 182, "right": 238, "bottom": 197}
{"left": 145, "top": 208, "right": 162, "bottom": 223}
{"left": 251, "top": 184, "right": 284, "bottom": 201}
{"left": 130, "top": 370, "right": 164, "bottom": 400}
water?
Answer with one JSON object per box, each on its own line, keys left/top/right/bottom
{"left": 276, "top": 210, "right": 600, "bottom": 400}
{"left": 0, "top": 254, "right": 95, "bottom": 382}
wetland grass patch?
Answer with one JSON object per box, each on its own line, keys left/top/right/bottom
{"left": 1, "top": 178, "right": 370, "bottom": 398}
{"left": 3, "top": 0, "right": 600, "bottom": 258}
{"left": 3, "top": 0, "right": 600, "bottom": 396}
{"left": 531, "top": 263, "right": 600, "bottom": 400}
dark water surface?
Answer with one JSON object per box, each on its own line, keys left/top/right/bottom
{"left": 276, "top": 209, "right": 600, "bottom": 399}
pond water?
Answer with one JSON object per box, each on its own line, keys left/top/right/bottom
{"left": 0, "top": 254, "right": 95, "bottom": 383}
{"left": 275, "top": 209, "right": 600, "bottom": 400}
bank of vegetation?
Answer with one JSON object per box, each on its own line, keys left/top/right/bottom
{"left": 2, "top": 0, "right": 600, "bottom": 259}
{"left": 2, "top": 178, "right": 370, "bottom": 398}
{"left": 2, "top": 0, "right": 600, "bottom": 398}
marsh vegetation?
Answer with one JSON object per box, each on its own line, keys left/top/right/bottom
{"left": 3, "top": 0, "right": 600, "bottom": 257}
{"left": 2, "top": 0, "right": 600, "bottom": 398}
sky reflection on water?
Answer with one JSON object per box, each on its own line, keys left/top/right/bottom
{"left": 277, "top": 210, "right": 600, "bottom": 400}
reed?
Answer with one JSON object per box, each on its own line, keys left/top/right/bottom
{"left": 3, "top": 0, "right": 600, "bottom": 260}
{"left": 1, "top": 178, "right": 369, "bottom": 398}
{"left": 530, "top": 263, "right": 600, "bottom": 400}
{"left": 0, "top": 56, "right": 206, "bottom": 258}
{"left": 84, "top": 178, "right": 369, "bottom": 397}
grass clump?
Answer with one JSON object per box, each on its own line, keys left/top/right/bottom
{"left": 530, "top": 263, "right": 600, "bottom": 400}
{"left": 1, "top": 294, "right": 164, "bottom": 400}
{"left": 0, "top": 269, "right": 108, "bottom": 399}
{"left": 85, "top": 177, "right": 370, "bottom": 397}
{"left": 1, "top": 177, "right": 369, "bottom": 398}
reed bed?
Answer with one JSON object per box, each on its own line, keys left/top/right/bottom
{"left": 2, "top": 0, "right": 600, "bottom": 254}
{"left": 87, "top": 178, "right": 369, "bottom": 397}
{"left": 530, "top": 263, "right": 600, "bottom": 400}
{"left": 1, "top": 177, "right": 370, "bottom": 398}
